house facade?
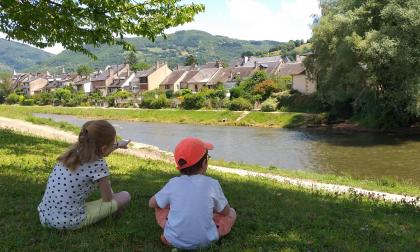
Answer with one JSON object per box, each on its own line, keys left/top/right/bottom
{"left": 129, "top": 62, "right": 172, "bottom": 93}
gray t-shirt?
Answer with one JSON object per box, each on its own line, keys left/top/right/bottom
{"left": 38, "top": 159, "right": 109, "bottom": 229}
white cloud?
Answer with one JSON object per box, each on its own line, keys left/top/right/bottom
{"left": 169, "top": 0, "right": 321, "bottom": 42}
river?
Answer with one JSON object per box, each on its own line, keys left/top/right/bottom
{"left": 34, "top": 113, "right": 420, "bottom": 185}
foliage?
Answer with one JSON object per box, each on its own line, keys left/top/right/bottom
{"left": 131, "top": 62, "right": 150, "bottom": 72}
{"left": 276, "top": 90, "right": 323, "bottom": 113}
{"left": 307, "top": 0, "right": 420, "bottom": 128}
{"left": 76, "top": 65, "right": 93, "bottom": 77}
{"left": 5, "top": 93, "right": 21, "bottom": 104}
{"left": 239, "top": 71, "right": 268, "bottom": 93}
{"left": 106, "top": 90, "right": 132, "bottom": 107}
{"left": 0, "top": 1, "right": 204, "bottom": 58}
{"left": 124, "top": 52, "right": 138, "bottom": 66}
{"left": 261, "top": 98, "right": 277, "bottom": 112}
{"left": 174, "top": 88, "right": 192, "bottom": 97}
{"left": 181, "top": 93, "right": 206, "bottom": 110}
{"left": 141, "top": 90, "right": 169, "bottom": 109}
{"left": 184, "top": 54, "right": 198, "bottom": 66}
{"left": 228, "top": 98, "right": 253, "bottom": 111}
{"left": 19, "top": 98, "right": 35, "bottom": 106}
{"left": 253, "top": 80, "right": 279, "bottom": 100}
{"left": 229, "top": 86, "right": 244, "bottom": 99}
{"left": 0, "top": 71, "right": 12, "bottom": 103}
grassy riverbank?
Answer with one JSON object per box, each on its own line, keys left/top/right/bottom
{"left": 0, "top": 105, "right": 311, "bottom": 128}
{"left": 0, "top": 129, "right": 419, "bottom": 251}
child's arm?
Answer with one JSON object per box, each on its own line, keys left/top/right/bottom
{"left": 148, "top": 195, "right": 159, "bottom": 208}
{"left": 98, "top": 177, "right": 113, "bottom": 202}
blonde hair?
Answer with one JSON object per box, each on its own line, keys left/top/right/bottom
{"left": 58, "top": 120, "right": 116, "bottom": 171}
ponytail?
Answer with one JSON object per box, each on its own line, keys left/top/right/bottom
{"left": 58, "top": 120, "right": 116, "bottom": 171}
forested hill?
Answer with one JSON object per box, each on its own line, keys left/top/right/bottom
{"left": 0, "top": 38, "right": 52, "bottom": 72}
{"left": 29, "top": 30, "right": 281, "bottom": 73}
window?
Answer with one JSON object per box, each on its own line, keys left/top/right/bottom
{"left": 139, "top": 77, "right": 148, "bottom": 83}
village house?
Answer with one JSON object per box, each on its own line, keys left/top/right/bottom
{"left": 12, "top": 72, "right": 51, "bottom": 95}
{"left": 277, "top": 62, "right": 316, "bottom": 94}
{"left": 129, "top": 62, "right": 172, "bottom": 93}
{"left": 44, "top": 72, "right": 78, "bottom": 92}
{"left": 90, "top": 64, "right": 130, "bottom": 96}
{"left": 159, "top": 70, "right": 189, "bottom": 92}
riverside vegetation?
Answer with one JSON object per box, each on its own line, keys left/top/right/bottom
{"left": 0, "top": 129, "right": 419, "bottom": 251}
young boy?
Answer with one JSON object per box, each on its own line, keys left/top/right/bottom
{"left": 149, "top": 137, "right": 236, "bottom": 250}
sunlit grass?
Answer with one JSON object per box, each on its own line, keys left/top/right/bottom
{"left": 1, "top": 129, "right": 419, "bottom": 251}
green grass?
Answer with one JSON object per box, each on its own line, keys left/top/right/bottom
{"left": 1, "top": 129, "right": 419, "bottom": 251}
{"left": 0, "top": 105, "right": 310, "bottom": 128}
{"left": 210, "top": 160, "right": 420, "bottom": 197}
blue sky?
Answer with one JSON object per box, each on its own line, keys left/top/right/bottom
{"left": 1, "top": 0, "right": 320, "bottom": 54}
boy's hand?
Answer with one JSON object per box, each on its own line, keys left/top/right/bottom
{"left": 116, "top": 139, "right": 131, "bottom": 149}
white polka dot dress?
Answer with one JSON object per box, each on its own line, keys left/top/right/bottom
{"left": 38, "top": 159, "right": 110, "bottom": 229}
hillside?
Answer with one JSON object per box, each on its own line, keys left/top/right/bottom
{"left": 30, "top": 30, "right": 281, "bottom": 73}
{"left": 0, "top": 38, "right": 53, "bottom": 72}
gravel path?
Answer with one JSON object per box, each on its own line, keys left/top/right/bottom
{"left": 0, "top": 116, "right": 418, "bottom": 206}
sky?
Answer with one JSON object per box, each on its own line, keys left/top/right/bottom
{"left": 0, "top": 0, "right": 320, "bottom": 55}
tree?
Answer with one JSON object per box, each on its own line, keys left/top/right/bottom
{"left": 0, "top": 72, "right": 12, "bottom": 103}
{"left": 307, "top": 0, "right": 420, "bottom": 128}
{"left": 0, "top": 1, "right": 205, "bottom": 58}
{"left": 184, "top": 55, "right": 198, "bottom": 66}
{"left": 131, "top": 62, "right": 150, "bottom": 72}
{"left": 125, "top": 52, "right": 138, "bottom": 66}
{"left": 76, "top": 65, "right": 93, "bottom": 77}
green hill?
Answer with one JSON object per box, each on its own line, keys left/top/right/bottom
{"left": 0, "top": 38, "right": 52, "bottom": 72}
{"left": 30, "top": 30, "right": 281, "bottom": 73}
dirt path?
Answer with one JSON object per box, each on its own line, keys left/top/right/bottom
{"left": 235, "top": 111, "right": 250, "bottom": 122}
{"left": 0, "top": 116, "right": 418, "bottom": 206}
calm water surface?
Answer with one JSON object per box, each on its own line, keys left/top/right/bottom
{"left": 34, "top": 113, "right": 420, "bottom": 185}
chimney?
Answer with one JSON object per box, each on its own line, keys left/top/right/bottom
{"left": 254, "top": 61, "right": 258, "bottom": 69}
{"left": 116, "top": 64, "right": 119, "bottom": 76}
{"left": 62, "top": 67, "right": 66, "bottom": 74}
{"left": 244, "top": 56, "right": 249, "bottom": 64}
{"left": 156, "top": 61, "right": 159, "bottom": 69}
{"left": 176, "top": 64, "right": 180, "bottom": 70}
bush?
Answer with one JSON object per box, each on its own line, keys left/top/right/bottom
{"left": 253, "top": 80, "right": 280, "bottom": 100}
{"left": 261, "top": 98, "right": 277, "bottom": 112}
{"left": 228, "top": 98, "right": 253, "bottom": 111}
{"left": 276, "top": 90, "right": 323, "bottom": 113}
{"left": 20, "top": 98, "right": 35, "bottom": 106}
{"left": 165, "top": 90, "right": 174, "bottom": 99}
{"left": 229, "top": 86, "right": 244, "bottom": 99}
{"left": 5, "top": 93, "right": 20, "bottom": 104}
{"left": 33, "top": 92, "right": 53, "bottom": 105}
{"left": 182, "top": 93, "right": 206, "bottom": 110}
{"left": 141, "top": 90, "right": 169, "bottom": 109}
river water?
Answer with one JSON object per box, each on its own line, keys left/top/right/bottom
{"left": 34, "top": 113, "right": 420, "bottom": 185}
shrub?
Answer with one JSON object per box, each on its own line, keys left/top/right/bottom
{"left": 182, "top": 93, "right": 205, "bottom": 110}
{"left": 229, "top": 86, "right": 244, "bottom": 99}
{"left": 33, "top": 92, "right": 53, "bottom": 105}
{"left": 253, "top": 79, "right": 279, "bottom": 100}
{"left": 228, "top": 98, "right": 253, "bottom": 111}
{"left": 165, "top": 90, "right": 174, "bottom": 99}
{"left": 20, "top": 98, "right": 35, "bottom": 106}
{"left": 261, "top": 98, "right": 277, "bottom": 112}
{"left": 276, "top": 90, "right": 323, "bottom": 113}
{"left": 5, "top": 93, "right": 20, "bottom": 104}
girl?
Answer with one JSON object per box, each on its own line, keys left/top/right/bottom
{"left": 38, "top": 120, "right": 131, "bottom": 229}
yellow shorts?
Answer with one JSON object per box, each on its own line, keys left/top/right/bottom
{"left": 79, "top": 199, "right": 118, "bottom": 227}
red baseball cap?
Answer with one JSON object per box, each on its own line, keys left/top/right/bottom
{"left": 174, "top": 137, "right": 214, "bottom": 170}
